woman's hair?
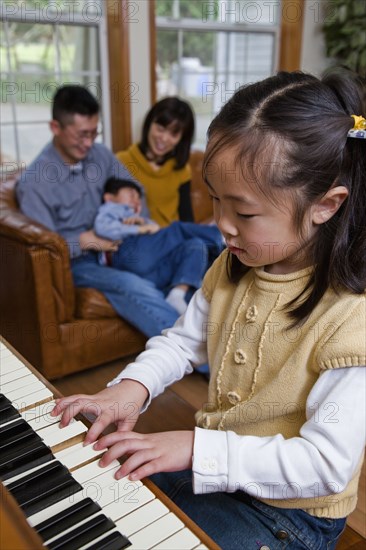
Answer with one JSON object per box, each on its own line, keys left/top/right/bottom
{"left": 140, "top": 97, "right": 195, "bottom": 169}
{"left": 204, "top": 70, "right": 366, "bottom": 324}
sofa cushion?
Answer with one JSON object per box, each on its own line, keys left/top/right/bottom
{"left": 75, "top": 287, "right": 117, "bottom": 319}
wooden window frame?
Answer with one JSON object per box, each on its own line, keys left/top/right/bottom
{"left": 148, "top": 0, "right": 304, "bottom": 98}
{"left": 107, "top": 0, "right": 304, "bottom": 151}
{"left": 106, "top": 0, "right": 132, "bottom": 152}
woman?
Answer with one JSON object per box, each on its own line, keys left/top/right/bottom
{"left": 116, "top": 97, "right": 195, "bottom": 227}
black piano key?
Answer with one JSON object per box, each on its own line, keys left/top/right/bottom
{"left": 7, "top": 461, "right": 82, "bottom": 516}
{"left": 25, "top": 480, "right": 83, "bottom": 517}
{"left": 36, "top": 497, "right": 101, "bottom": 542}
{"left": 0, "top": 432, "right": 45, "bottom": 466}
{"left": 0, "top": 441, "right": 53, "bottom": 480}
{"left": 87, "top": 531, "right": 131, "bottom": 550}
{"left": 0, "top": 394, "right": 13, "bottom": 412}
{"left": 48, "top": 515, "right": 116, "bottom": 550}
{"left": 0, "top": 418, "right": 39, "bottom": 451}
{"left": 0, "top": 403, "right": 20, "bottom": 425}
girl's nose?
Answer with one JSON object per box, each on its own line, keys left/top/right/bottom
{"left": 217, "top": 212, "right": 238, "bottom": 238}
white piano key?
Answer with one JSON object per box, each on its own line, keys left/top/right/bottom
{"left": 128, "top": 513, "right": 184, "bottom": 549}
{"left": 102, "top": 485, "right": 156, "bottom": 522}
{"left": 0, "top": 366, "right": 33, "bottom": 386}
{"left": 27, "top": 411, "right": 61, "bottom": 432}
{"left": 55, "top": 441, "right": 106, "bottom": 471}
{"left": 152, "top": 527, "right": 201, "bottom": 549}
{"left": 0, "top": 343, "right": 13, "bottom": 354}
{"left": 1, "top": 373, "right": 41, "bottom": 395}
{"left": 38, "top": 420, "right": 87, "bottom": 448}
{"left": 68, "top": 455, "right": 120, "bottom": 483}
{"left": 97, "top": 476, "right": 144, "bottom": 509}
{"left": 21, "top": 400, "right": 58, "bottom": 422}
{"left": 0, "top": 353, "right": 27, "bottom": 370}
{"left": 12, "top": 387, "right": 53, "bottom": 411}
{"left": 6, "top": 379, "right": 47, "bottom": 401}
{"left": 115, "top": 499, "right": 169, "bottom": 537}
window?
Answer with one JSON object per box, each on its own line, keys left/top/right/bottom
{"left": 0, "top": 0, "right": 110, "bottom": 168}
{"left": 155, "top": 0, "right": 280, "bottom": 148}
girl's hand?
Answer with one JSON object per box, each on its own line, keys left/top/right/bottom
{"left": 51, "top": 380, "right": 149, "bottom": 445}
{"left": 95, "top": 430, "right": 194, "bottom": 481}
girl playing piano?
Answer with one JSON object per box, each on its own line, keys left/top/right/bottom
{"left": 53, "top": 70, "right": 366, "bottom": 549}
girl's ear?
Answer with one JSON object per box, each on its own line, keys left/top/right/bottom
{"left": 311, "top": 186, "right": 349, "bottom": 225}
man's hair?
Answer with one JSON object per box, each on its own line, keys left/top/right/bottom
{"left": 52, "top": 85, "right": 99, "bottom": 125}
{"left": 104, "top": 177, "right": 142, "bottom": 197}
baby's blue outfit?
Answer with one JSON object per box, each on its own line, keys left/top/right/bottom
{"left": 94, "top": 202, "right": 223, "bottom": 292}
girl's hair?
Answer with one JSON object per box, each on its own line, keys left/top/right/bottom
{"left": 140, "top": 97, "right": 195, "bottom": 169}
{"left": 204, "top": 70, "right": 366, "bottom": 324}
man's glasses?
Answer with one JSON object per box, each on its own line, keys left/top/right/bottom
{"left": 61, "top": 124, "right": 100, "bottom": 141}
{"left": 73, "top": 129, "right": 100, "bottom": 141}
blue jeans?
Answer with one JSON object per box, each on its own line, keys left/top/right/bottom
{"left": 71, "top": 252, "right": 179, "bottom": 338}
{"left": 150, "top": 470, "right": 346, "bottom": 550}
{"left": 111, "top": 230, "right": 208, "bottom": 291}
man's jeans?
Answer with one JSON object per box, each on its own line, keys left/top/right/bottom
{"left": 71, "top": 252, "right": 179, "bottom": 338}
{"left": 151, "top": 470, "right": 347, "bottom": 550}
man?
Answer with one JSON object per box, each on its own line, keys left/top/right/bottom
{"left": 16, "top": 85, "right": 180, "bottom": 337}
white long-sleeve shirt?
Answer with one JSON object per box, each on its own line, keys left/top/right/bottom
{"left": 109, "top": 289, "right": 366, "bottom": 500}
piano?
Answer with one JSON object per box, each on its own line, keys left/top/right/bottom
{"left": 0, "top": 337, "right": 219, "bottom": 550}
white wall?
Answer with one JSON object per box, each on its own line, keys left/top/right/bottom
{"left": 128, "top": 0, "right": 152, "bottom": 142}
{"left": 300, "top": 0, "right": 330, "bottom": 76}
{"left": 127, "top": 0, "right": 330, "bottom": 138}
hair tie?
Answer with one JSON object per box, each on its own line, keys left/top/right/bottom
{"left": 348, "top": 115, "right": 366, "bottom": 139}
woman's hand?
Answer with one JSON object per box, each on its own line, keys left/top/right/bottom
{"left": 51, "top": 380, "right": 149, "bottom": 445}
{"left": 95, "top": 430, "right": 194, "bottom": 481}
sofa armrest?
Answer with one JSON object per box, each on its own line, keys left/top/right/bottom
{"left": 0, "top": 178, "right": 75, "bottom": 321}
{"left": 189, "top": 150, "right": 213, "bottom": 224}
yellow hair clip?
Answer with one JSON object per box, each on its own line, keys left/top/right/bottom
{"left": 348, "top": 115, "right": 366, "bottom": 139}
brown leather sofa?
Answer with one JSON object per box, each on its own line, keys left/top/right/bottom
{"left": 0, "top": 151, "right": 212, "bottom": 380}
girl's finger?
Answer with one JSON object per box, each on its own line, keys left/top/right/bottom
{"left": 114, "top": 449, "right": 158, "bottom": 480}
{"left": 95, "top": 430, "right": 140, "bottom": 450}
{"left": 83, "top": 413, "right": 115, "bottom": 445}
{"left": 128, "top": 458, "right": 161, "bottom": 481}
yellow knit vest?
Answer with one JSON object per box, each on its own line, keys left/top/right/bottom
{"left": 197, "top": 249, "right": 366, "bottom": 517}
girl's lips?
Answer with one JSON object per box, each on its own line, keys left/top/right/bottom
{"left": 228, "top": 245, "right": 244, "bottom": 255}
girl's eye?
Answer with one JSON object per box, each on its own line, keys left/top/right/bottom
{"left": 237, "top": 213, "right": 255, "bottom": 219}
{"left": 209, "top": 195, "right": 219, "bottom": 201}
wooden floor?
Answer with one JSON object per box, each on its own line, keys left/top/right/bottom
{"left": 54, "top": 356, "right": 365, "bottom": 550}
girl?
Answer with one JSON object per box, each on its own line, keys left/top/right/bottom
{"left": 53, "top": 71, "right": 366, "bottom": 549}
{"left": 116, "top": 97, "right": 195, "bottom": 227}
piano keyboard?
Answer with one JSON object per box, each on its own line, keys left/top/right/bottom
{"left": 0, "top": 339, "right": 214, "bottom": 550}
